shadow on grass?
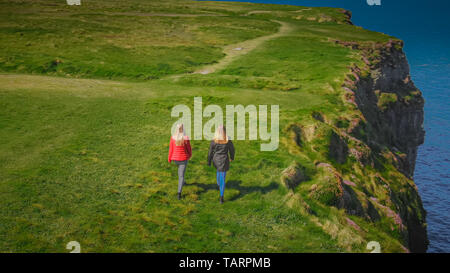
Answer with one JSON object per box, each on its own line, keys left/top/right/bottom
{"left": 189, "top": 180, "right": 279, "bottom": 201}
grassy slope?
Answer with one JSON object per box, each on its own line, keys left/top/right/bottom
{"left": 0, "top": 0, "right": 409, "bottom": 252}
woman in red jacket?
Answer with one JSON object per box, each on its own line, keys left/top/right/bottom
{"left": 168, "top": 124, "right": 192, "bottom": 200}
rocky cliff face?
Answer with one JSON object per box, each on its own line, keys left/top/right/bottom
{"left": 353, "top": 41, "right": 424, "bottom": 177}
{"left": 341, "top": 40, "right": 428, "bottom": 252}
{"left": 276, "top": 11, "right": 428, "bottom": 253}
{"left": 283, "top": 37, "right": 429, "bottom": 252}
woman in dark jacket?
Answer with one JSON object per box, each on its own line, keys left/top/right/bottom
{"left": 208, "top": 125, "right": 235, "bottom": 204}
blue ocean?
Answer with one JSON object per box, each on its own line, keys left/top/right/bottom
{"left": 215, "top": 0, "right": 450, "bottom": 252}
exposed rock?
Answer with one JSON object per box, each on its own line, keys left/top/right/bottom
{"left": 338, "top": 9, "right": 353, "bottom": 25}
{"left": 339, "top": 41, "right": 428, "bottom": 252}
{"left": 340, "top": 184, "right": 366, "bottom": 217}
{"left": 329, "top": 131, "right": 348, "bottom": 164}
{"left": 313, "top": 163, "right": 365, "bottom": 217}
{"left": 285, "top": 123, "right": 303, "bottom": 147}
{"left": 366, "top": 199, "right": 381, "bottom": 221}
{"left": 311, "top": 111, "right": 324, "bottom": 122}
{"left": 387, "top": 182, "right": 429, "bottom": 253}
{"left": 280, "top": 162, "right": 307, "bottom": 190}
{"left": 351, "top": 44, "right": 425, "bottom": 177}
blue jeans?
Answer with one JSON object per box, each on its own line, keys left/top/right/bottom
{"left": 216, "top": 171, "right": 226, "bottom": 197}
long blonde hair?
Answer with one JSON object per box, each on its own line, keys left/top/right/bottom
{"left": 173, "top": 123, "right": 185, "bottom": 146}
{"left": 213, "top": 125, "right": 228, "bottom": 144}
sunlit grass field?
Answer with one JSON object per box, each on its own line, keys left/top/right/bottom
{"left": 0, "top": 0, "right": 408, "bottom": 252}
{"left": 0, "top": 75, "right": 340, "bottom": 252}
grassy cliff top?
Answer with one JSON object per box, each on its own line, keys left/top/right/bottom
{"left": 0, "top": 0, "right": 419, "bottom": 253}
{"left": 0, "top": 0, "right": 396, "bottom": 81}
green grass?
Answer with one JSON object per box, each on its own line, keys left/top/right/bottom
{"left": 0, "top": 0, "right": 419, "bottom": 252}
{"left": 0, "top": 0, "right": 280, "bottom": 80}
{"left": 377, "top": 92, "right": 398, "bottom": 110}
{"left": 0, "top": 75, "right": 340, "bottom": 252}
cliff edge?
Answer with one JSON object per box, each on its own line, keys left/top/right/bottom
{"left": 343, "top": 39, "right": 427, "bottom": 252}
{"left": 287, "top": 36, "right": 428, "bottom": 252}
{"left": 282, "top": 8, "right": 428, "bottom": 251}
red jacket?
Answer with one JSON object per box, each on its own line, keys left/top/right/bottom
{"left": 168, "top": 136, "right": 192, "bottom": 162}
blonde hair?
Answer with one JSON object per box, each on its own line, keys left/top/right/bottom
{"left": 213, "top": 125, "right": 228, "bottom": 144}
{"left": 173, "top": 123, "right": 185, "bottom": 146}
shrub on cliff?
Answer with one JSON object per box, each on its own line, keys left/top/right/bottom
{"left": 309, "top": 163, "right": 344, "bottom": 206}
{"left": 377, "top": 92, "right": 398, "bottom": 111}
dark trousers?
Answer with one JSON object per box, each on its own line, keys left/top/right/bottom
{"left": 174, "top": 160, "right": 187, "bottom": 193}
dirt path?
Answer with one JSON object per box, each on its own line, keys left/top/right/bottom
{"left": 294, "top": 8, "right": 312, "bottom": 12}
{"left": 244, "top": 8, "right": 311, "bottom": 16}
{"left": 193, "top": 20, "right": 293, "bottom": 75}
{"left": 107, "top": 12, "right": 226, "bottom": 17}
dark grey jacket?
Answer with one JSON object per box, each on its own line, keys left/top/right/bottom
{"left": 207, "top": 140, "right": 235, "bottom": 172}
